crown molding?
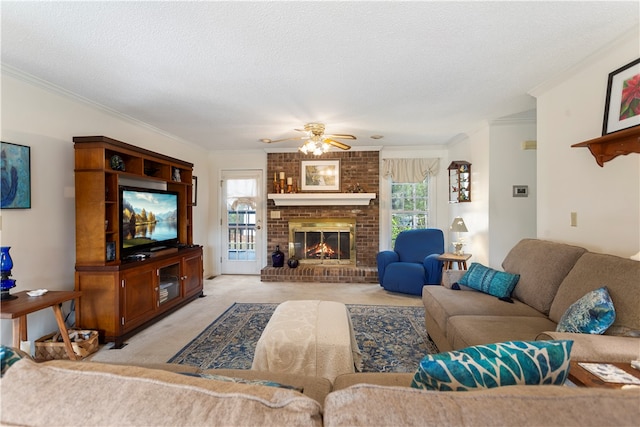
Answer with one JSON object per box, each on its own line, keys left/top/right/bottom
{"left": 1, "top": 64, "right": 198, "bottom": 148}
{"left": 529, "top": 25, "right": 640, "bottom": 97}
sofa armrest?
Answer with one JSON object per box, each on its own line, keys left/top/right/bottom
{"left": 441, "top": 269, "right": 467, "bottom": 288}
{"left": 536, "top": 331, "right": 640, "bottom": 362}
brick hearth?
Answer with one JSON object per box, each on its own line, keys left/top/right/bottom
{"left": 263, "top": 150, "right": 380, "bottom": 283}
{"left": 260, "top": 265, "right": 378, "bottom": 283}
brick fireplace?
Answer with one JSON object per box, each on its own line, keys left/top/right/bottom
{"left": 261, "top": 150, "right": 380, "bottom": 283}
{"left": 289, "top": 218, "right": 356, "bottom": 265}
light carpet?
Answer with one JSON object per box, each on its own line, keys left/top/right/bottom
{"left": 168, "top": 302, "right": 438, "bottom": 372}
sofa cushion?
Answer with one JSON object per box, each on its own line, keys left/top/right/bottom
{"left": 536, "top": 331, "right": 640, "bottom": 362}
{"left": 323, "top": 384, "right": 640, "bottom": 427}
{"left": 556, "top": 286, "right": 616, "bottom": 334}
{"left": 502, "top": 239, "right": 587, "bottom": 315}
{"left": 0, "top": 359, "right": 322, "bottom": 427}
{"left": 447, "top": 315, "right": 558, "bottom": 350}
{"left": 422, "top": 286, "right": 547, "bottom": 339}
{"left": 549, "top": 252, "right": 640, "bottom": 337}
{"left": 458, "top": 262, "right": 520, "bottom": 299}
{"left": 411, "top": 340, "right": 572, "bottom": 391}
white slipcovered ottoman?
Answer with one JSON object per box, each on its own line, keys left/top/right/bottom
{"left": 252, "top": 300, "right": 362, "bottom": 382}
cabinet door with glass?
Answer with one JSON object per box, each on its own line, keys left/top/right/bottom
{"left": 156, "top": 261, "right": 181, "bottom": 308}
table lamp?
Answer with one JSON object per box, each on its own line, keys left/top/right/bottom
{"left": 450, "top": 217, "right": 468, "bottom": 255}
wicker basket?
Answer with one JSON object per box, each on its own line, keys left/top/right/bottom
{"left": 34, "top": 329, "right": 99, "bottom": 361}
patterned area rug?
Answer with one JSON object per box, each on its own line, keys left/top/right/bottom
{"left": 168, "top": 302, "right": 438, "bottom": 373}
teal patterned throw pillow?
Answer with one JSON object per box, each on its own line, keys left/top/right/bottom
{"left": 411, "top": 340, "right": 573, "bottom": 391}
{"left": 1, "top": 345, "right": 25, "bottom": 377}
{"left": 556, "top": 286, "right": 616, "bottom": 334}
{"left": 458, "top": 263, "right": 520, "bottom": 299}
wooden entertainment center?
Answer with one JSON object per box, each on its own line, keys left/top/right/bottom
{"left": 73, "top": 136, "right": 203, "bottom": 348}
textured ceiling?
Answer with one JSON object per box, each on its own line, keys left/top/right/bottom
{"left": 1, "top": 1, "right": 638, "bottom": 151}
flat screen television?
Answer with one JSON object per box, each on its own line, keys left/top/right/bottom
{"left": 119, "top": 186, "right": 179, "bottom": 258}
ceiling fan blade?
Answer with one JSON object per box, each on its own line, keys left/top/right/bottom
{"left": 261, "top": 136, "right": 305, "bottom": 143}
{"left": 325, "top": 139, "right": 351, "bottom": 150}
{"left": 326, "top": 134, "right": 357, "bottom": 140}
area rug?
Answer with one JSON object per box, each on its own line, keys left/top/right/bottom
{"left": 168, "top": 302, "right": 438, "bottom": 373}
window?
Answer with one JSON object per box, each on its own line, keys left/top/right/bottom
{"left": 390, "top": 178, "right": 430, "bottom": 246}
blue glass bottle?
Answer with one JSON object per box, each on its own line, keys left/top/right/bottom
{"left": 271, "top": 245, "right": 285, "bottom": 268}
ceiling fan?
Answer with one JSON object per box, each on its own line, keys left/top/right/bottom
{"left": 260, "top": 122, "right": 356, "bottom": 155}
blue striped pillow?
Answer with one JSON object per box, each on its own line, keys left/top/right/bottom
{"left": 458, "top": 262, "right": 519, "bottom": 299}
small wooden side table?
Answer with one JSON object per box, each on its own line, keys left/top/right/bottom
{"left": 568, "top": 361, "right": 640, "bottom": 389}
{"left": 0, "top": 290, "right": 82, "bottom": 360}
{"left": 437, "top": 253, "right": 472, "bottom": 270}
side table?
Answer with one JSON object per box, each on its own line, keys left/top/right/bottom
{"left": 568, "top": 361, "right": 640, "bottom": 389}
{"left": 437, "top": 253, "right": 472, "bottom": 270}
{"left": 1, "top": 290, "right": 82, "bottom": 360}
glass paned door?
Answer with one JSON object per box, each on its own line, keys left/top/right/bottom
{"left": 221, "top": 170, "right": 263, "bottom": 274}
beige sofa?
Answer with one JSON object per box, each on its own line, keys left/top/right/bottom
{"left": 423, "top": 239, "right": 640, "bottom": 361}
{"left": 2, "top": 358, "right": 639, "bottom": 426}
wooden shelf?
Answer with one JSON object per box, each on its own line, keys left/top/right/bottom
{"left": 571, "top": 126, "right": 640, "bottom": 167}
{"left": 268, "top": 193, "right": 376, "bottom": 206}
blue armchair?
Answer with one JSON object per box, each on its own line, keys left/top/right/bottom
{"left": 376, "top": 228, "right": 445, "bottom": 295}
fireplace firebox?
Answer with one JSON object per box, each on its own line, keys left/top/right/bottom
{"left": 288, "top": 218, "right": 356, "bottom": 265}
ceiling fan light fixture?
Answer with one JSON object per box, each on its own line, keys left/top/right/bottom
{"left": 298, "top": 134, "right": 330, "bottom": 156}
{"left": 298, "top": 138, "right": 331, "bottom": 156}
{"left": 265, "top": 122, "right": 353, "bottom": 154}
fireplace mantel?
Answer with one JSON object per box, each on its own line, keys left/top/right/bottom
{"left": 268, "top": 193, "right": 376, "bottom": 206}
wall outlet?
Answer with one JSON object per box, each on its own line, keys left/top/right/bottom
{"left": 570, "top": 212, "right": 577, "bottom": 227}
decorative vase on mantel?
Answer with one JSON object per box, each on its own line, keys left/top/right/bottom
{"left": 271, "top": 245, "right": 285, "bottom": 268}
{"left": 0, "top": 246, "right": 17, "bottom": 300}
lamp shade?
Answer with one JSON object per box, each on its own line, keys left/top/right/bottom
{"left": 450, "top": 217, "right": 468, "bottom": 233}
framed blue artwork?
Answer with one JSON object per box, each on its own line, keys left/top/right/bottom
{"left": 1, "top": 142, "right": 31, "bottom": 209}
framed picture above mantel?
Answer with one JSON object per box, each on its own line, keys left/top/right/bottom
{"left": 301, "top": 160, "right": 340, "bottom": 191}
{"left": 602, "top": 57, "right": 640, "bottom": 135}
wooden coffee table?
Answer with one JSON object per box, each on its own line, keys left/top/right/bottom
{"left": 568, "top": 361, "right": 640, "bottom": 389}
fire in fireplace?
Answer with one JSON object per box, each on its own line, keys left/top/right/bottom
{"left": 288, "top": 218, "right": 356, "bottom": 265}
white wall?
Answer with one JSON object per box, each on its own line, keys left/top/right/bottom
{"left": 488, "top": 118, "right": 537, "bottom": 267}
{"left": 0, "top": 71, "right": 210, "bottom": 348}
{"left": 444, "top": 116, "right": 538, "bottom": 269}
{"left": 533, "top": 28, "right": 640, "bottom": 257}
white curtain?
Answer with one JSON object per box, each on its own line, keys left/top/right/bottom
{"left": 382, "top": 158, "right": 440, "bottom": 183}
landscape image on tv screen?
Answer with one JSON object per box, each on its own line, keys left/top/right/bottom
{"left": 121, "top": 188, "right": 178, "bottom": 251}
